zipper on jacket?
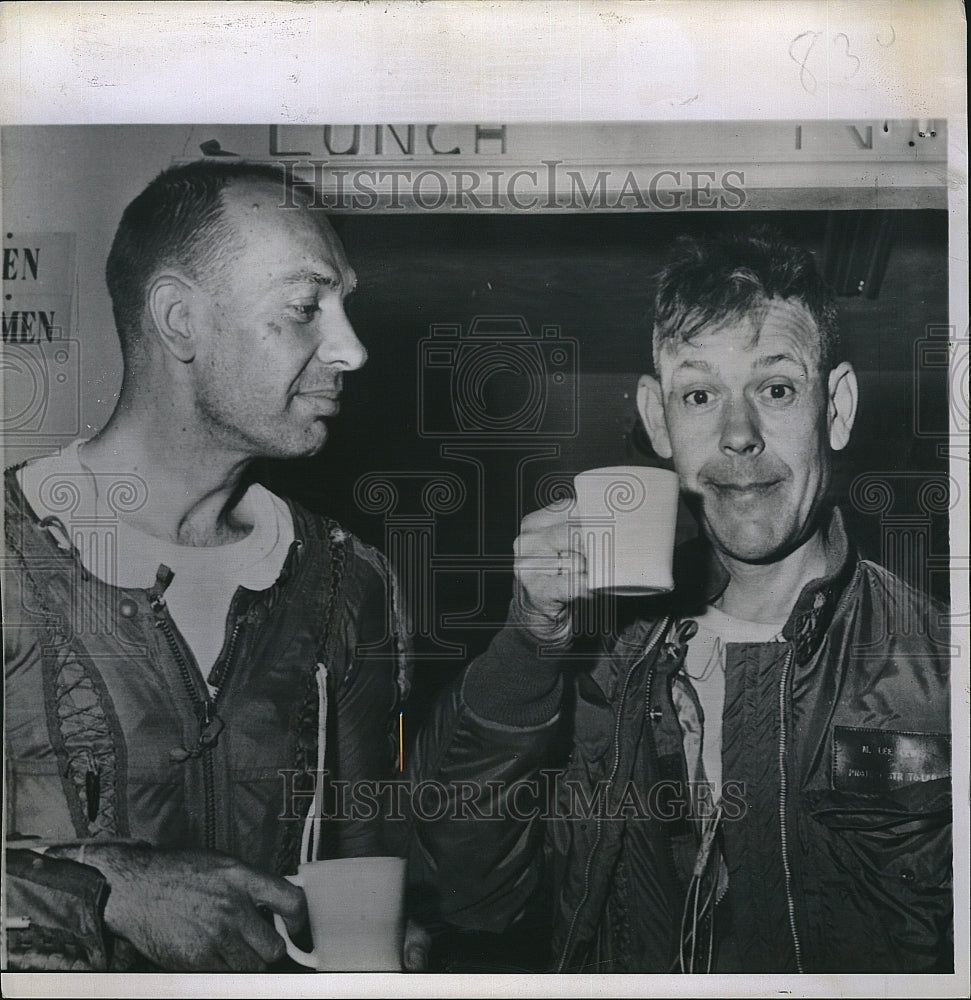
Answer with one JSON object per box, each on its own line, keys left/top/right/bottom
{"left": 643, "top": 663, "right": 681, "bottom": 881}
{"left": 208, "top": 610, "right": 247, "bottom": 692}
{"left": 150, "top": 579, "right": 246, "bottom": 851}
{"left": 647, "top": 661, "right": 699, "bottom": 969}
{"left": 777, "top": 646, "right": 804, "bottom": 973}
{"left": 651, "top": 634, "right": 732, "bottom": 972}
{"left": 555, "top": 616, "right": 669, "bottom": 972}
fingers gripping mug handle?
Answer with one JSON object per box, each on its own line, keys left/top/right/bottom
{"left": 272, "top": 873, "right": 318, "bottom": 968}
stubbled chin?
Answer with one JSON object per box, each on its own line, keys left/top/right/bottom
{"left": 274, "top": 422, "right": 329, "bottom": 459}
{"left": 713, "top": 534, "right": 786, "bottom": 563}
{"left": 702, "top": 503, "right": 789, "bottom": 561}
{"left": 302, "top": 424, "right": 330, "bottom": 454}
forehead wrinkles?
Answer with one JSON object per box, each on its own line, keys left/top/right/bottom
{"left": 218, "top": 183, "right": 348, "bottom": 277}
{"left": 222, "top": 183, "right": 318, "bottom": 241}
{"left": 660, "top": 296, "right": 821, "bottom": 378}
{"left": 757, "top": 297, "right": 821, "bottom": 352}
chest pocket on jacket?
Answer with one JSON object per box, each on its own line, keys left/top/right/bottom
{"left": 6, "top": 759, "right": 77, "bottom": 842}
{"left": 804, "top": 778, "right": 952, "bottom": 890}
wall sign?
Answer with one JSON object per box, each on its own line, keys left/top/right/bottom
{"left": 184, "top": 120, "right": 948, "bottom": 213}
{"left": 1, "top": 232, "right": 79, "bottom": 449}
{"left": 2, "top": 232, "right": 76, "bottom": 343}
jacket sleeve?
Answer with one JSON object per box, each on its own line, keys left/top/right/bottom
{"left": 2, "top": 514, "right": 115, "bottom": 970}
{"left": 3, "top": 848, "right": 111, "bottom": 970}
{"left": 403, "top": 608, "right": 565, "bottom": 933}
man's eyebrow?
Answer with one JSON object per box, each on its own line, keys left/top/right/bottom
{"left": 669, "top": 359, "right": 716, "bottom": 375}
{"left": 283, "top": 267, "right": 357, "bottom": 291}
{"left": 666, "top": 353, "right": 810, "bottom": 379}
{"left": 754, "top": 353, "right": 809, "bottom": 373}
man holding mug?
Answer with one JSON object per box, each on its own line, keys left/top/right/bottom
{"left": 408, "top": 230, "right": 953, "bottom": 973}
{"left": 3, "top": 160, "right": 420, "bottom": 972}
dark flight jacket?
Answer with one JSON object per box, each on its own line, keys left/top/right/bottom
{"left": 408, "top": 508, "right": 953, "bottom": 973}
{"left": 3, "top": 469, "right": 408, "bottom": 970}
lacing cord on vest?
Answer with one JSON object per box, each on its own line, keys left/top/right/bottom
{"left": 292, "top": 525, "right": 346, "bottom": 867}
{"left": 299, "top": 663, "right": 329, "bottom": 864}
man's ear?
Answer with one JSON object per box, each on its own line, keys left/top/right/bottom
{"left": 147, "top": 274, "right": 197, "bottom": 363}
{"left": 636, "top": 374, "right": 673, "bottom": 460}
{"left": 827, "top": 361, "right": 858, "bottom": 451}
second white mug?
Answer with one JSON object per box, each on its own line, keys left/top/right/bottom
{"left": 272, "top": 856, "right": 406, "bottom": 972}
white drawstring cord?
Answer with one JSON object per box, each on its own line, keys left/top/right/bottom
{"left": 678, "top": 803, "right": 724, "bottom": 973}
{"left": 299, "top": 663, "right": 329, "bottom": 864}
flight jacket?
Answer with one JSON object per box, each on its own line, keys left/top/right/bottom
{"left": 407, "top": 507, "right": 953, "bottom": 973}
{"left": 3, "top": 468, "right": 409, "bottom": 970}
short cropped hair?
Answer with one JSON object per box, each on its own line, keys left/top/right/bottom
{"left": 105, "top": 159, "right": 292, "bottom": 361}
{"left": 652, "top": 228, "right": 840, "bottom": 374}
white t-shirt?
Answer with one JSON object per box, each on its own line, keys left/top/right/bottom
{"left": 675, "top": 605, "right": 786, "bottom": 803}
{"left": 17, "top": 440, "right": 294, "bottom": 690}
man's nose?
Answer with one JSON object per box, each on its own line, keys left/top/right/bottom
{"left": 719, "top": 396, "right": 764, "bottom": 456}
{"left": 315, "top": 305, "right": 368, "bottom": 371}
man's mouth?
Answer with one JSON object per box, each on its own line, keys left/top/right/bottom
{"left": 295, "top": 389, "right": 341, "bottom": 413}
{"left": 707, "top": 479, "right": 783, "bottom": 495}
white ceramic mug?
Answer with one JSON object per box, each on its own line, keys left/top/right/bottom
{"left": 272, "top": 856, "right": 406, "bottom": 971}
{"left": 571, "top": 465, "right": 679, "bottom": 595}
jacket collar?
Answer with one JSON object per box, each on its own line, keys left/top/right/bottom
{"left": 664, "top": 506, "right": 859, "bottom": 665}
{"left": 4, "top": 465, "right": 320, "bottom": 602}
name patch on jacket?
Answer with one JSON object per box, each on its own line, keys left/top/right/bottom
{"left": 832, "top": 726, "right": 950, "bottom": 792}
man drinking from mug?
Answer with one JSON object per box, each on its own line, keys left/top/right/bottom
{"left": 407, "top": 229, "right": 953, "bottom": 973}
{"left": 3, "top": 160, "right": 420, "bottom": 971}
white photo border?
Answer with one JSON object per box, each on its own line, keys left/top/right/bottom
{"left": 1, "top": 2, "right": 967, "bottom": 998}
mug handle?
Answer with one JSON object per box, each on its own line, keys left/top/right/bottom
{"left": 272, "top": 873, "right": 318, "bottom": 968}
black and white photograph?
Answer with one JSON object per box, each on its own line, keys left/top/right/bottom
{"left": 1, "top": 4, "right": 967, "bottom": 998}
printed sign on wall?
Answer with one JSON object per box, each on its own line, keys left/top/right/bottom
{"left": 3, "top": 232, "right": 76, "bottom": 342}
{"left": 2, "top": 233, "right": 80, "bottom": 450}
